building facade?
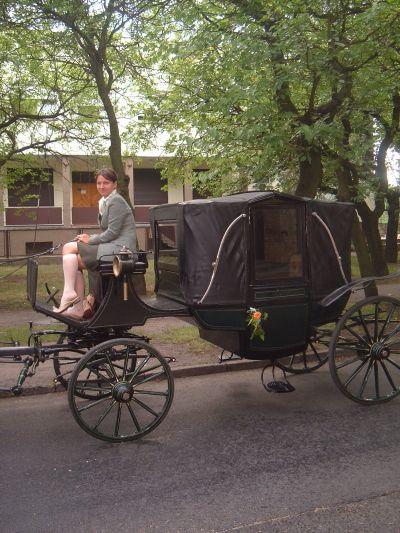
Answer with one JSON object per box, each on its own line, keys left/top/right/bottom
{"left": 0, "top": 155, "right": 196, "bottom": 257}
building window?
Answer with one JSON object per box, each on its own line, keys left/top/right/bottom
{"left": 7, "top": 168, "right": 54, "bottom": 207}
{"left": 25, "top": 241, "right": 53, "bottom": 255}
{"left": 134, "top": 168, "right": 168, "bottom": 205}
{"left": 72, "top": 171, "right": 98, "bottom": 208}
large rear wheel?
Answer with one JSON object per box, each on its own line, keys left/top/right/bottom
{"left": 276, "top": 328, "right": 330, "bottom": 374}
{"left": 68, "top": 338, "right": 174, "bottom": 442}
{"left": 329, "top": 296, "right": 400, "bottom": 404}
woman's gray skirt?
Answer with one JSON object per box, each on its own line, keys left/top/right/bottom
{"left": 77, "top": 242, "right": 99, "bottom": 270}
{"left": 78, "top": 241, "right": 100, "bottom": 300}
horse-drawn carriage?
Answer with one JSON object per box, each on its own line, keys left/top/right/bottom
{"left": 1, "top": 191, "right": 400, "bottom": 442}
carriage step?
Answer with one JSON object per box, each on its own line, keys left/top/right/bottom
{"left": 261, "top": 365, "right": 296, "bottom": 393}
{"left": 264, "top": 380, "right": 295, "bottom": 393}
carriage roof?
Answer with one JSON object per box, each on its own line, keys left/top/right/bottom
{"left": 150, "top": 191, "right": 354, "bottom": 309}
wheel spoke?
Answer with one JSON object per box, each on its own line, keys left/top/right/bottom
{"left": 134, "top": 389, "right": 169, "bottom": 397}
{"left": 133, "top": 362, "right": 163, "bottom": 376}
{"left": 382, "top": 323, "right": 400, "bottom": 343}
{"left": 75, "top": 385, "right": 112, "bottom": 393}
{"left": 335, "top": 356, "right": 362, "bottom": 369}
{"left": 132, "top": 396, "right": 159, "bottom": 417}
{"left": 374, "top": 361, "right": 380, "bottom": 399}
{"left": 133, "top": 370, "right": 165, "bottom": 387}
{"left": 122, "top": 346, "right": 130, "bottom": 380}
{"left": 92, "top": 400, "right": 116, "bottom": 430}
{"left": 77, "top": 394, "right": 112, "bottom": 413}
{"left": 105, "top": 350, "right": 119, "bottom": 382}
{"left": 343, "top": 325, "right": 370, "bottom": 348}
{"left": 378, "top": 303, "right": 396, "bottom": 339}
{"left": 128, "top": 355, "right": 150, "bottom": 384}
{"left": 344, "top": 358, "right": 369, "bottom": 388}
{"left": 126, "top": 402, "right": 141, "bottom": 433}
{"left": 386, "top": 357, "right": 400, "bottom": 372}
{"left": 334, "top": 341, "right": 369, "bottom": 353}
{"left": 373, "top": 303, "right": 380, "bottom": 342}
{"left": 358, "top": 309, "right": 373, "bottom": 343}
{"left": 310, "top": 343, "right": 322, "bottom": 362}
{"left": 379, "top": 360, "right": 398, "bottom": 392}
{"left": 84, "top": 363, "right": 115, "bottom": 387}
{"left": 358, "top": 359, "right": 373, "bottom": 398}
{"left": 114, "top": 404, "right": 122, "bottom": 437}
{"left": 286, "top": 355, "right": 295, "bottom": 369}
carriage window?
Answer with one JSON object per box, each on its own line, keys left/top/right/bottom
{"left": 252, "top": 206, "right": 303, "bottom": 281}
{"left": 157, "top": 222, "right": 178, "bottom": 268}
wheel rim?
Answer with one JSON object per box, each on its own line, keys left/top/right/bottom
{"left": 329, "top": 296, "right": 400, "bottom": 404}
{"left": 53, "top": 333, "right": 101, "bottom": 399}
{"left": 276, "top": 328, "right": 330, "bottom": 374}
{"left": 68, "top": 339, "right": 174, "bottom": 442}
{"left": 53, "top": 334, "right": 84, "bottom": 390}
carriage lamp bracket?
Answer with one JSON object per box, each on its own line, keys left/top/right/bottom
{"left": 113, "top": 248, "right": 136, "bottom": 302}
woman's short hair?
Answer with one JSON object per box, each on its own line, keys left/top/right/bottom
{"left": 95, "top": 168, "right": 118, "bottom": 183}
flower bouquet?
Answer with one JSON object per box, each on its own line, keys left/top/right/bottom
{"left": 247, "top": 307, "right": 269, "bottom": 342}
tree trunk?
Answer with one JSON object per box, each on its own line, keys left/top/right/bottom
{"left": 295, "top": 146, "right": 323, "bottom": 198}
{"left": 91, "top": 64, "right": 133, "bottom": 208}
{"left": 356, "top": 201, "right": 388, "bottom": 276}
{"left": 336, "top": 167, "right": 378, "bottom": 295}
{"left": 386, "top": 189, "right": 400, "bottom": 263}
{"left": 351, "top": 217, "right": 377, "bottom": 296}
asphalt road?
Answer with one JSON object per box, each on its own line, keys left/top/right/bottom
{"left": 2, "top": 367, "right": 400, "bottom": 532}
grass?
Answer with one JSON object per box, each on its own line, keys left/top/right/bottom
{"left": 151, "top": 325, "right": 211, "bottom": 353}
{"left": 0, "top": 324, "right": 63, "bottom": 345}
{"left": 350, "top": 254, "right": 398, "bottom": 278}
{"left": 0, "top": 257, "right": 155, "bottom": 311}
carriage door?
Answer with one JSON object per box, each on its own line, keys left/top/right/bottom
{"left": 249, "top": 200, "right": 309, "bottom": 352}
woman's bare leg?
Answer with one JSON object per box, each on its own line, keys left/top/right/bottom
{"left": 64, "top": 270, "right": 85, "bottom": 317}
{"left": 60, "top": 242, "right": 81, "bottom": 303}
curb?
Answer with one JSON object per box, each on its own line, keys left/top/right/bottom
{"left": 0, "top": 359, "right": 269, "bottom": 399}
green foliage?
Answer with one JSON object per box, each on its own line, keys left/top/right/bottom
{"left": 128, "top": 0, "right": 400, "bottom": 199}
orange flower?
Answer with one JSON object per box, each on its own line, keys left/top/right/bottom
{"left": 253, "top": 311, "right": 261, "bottom": 320}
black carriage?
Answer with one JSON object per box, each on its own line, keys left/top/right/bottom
{"left": 1, "top": 191, "right": 400, "bottom": 442}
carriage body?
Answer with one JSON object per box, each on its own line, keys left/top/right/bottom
{"left": 6, "top": 190, "right": 400, "bottom": 445}
{"left": 151, "top": 191, "right": 354, "bottom": 359}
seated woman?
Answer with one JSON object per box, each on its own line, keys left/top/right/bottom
{"left": 54, "top": 168, "right": 136, "bottom": 318}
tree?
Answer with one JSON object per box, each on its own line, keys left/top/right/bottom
{"left": 0, "top": 17, "right": 96, "bottom": 171}
{"left": 6, "top": 0, "right": 164, "bottom": 204}
{"left": 132, "top": 0, "right": 400, "bottom": 277}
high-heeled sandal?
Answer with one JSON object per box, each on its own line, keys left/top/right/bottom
{"left": 53, "top": 296, "right": 80, "bottom": 314}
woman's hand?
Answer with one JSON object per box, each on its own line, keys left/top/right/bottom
{"left": 75, "top": 233, "right": 89, "bottom": 244}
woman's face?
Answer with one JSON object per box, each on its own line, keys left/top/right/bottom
{"left": 96, "top": 175, "right": 117, "bottom": 198}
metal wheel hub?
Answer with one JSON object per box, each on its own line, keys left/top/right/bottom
{"left": 112, "top": 382, "right": 134, "bottom": 403}
{"left": 370, "top": 342, "right": 390, "bottom": 360}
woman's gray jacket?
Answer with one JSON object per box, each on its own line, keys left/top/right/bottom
{"left": 88, "top": 193, "right": 136, "bottom": 260}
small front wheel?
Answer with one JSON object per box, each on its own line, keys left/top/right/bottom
{"left": 68, "top": 338, "right": 174, "bottom": 442}
{"left": 329, "top": 296, "right": 400, "bottom": 404}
